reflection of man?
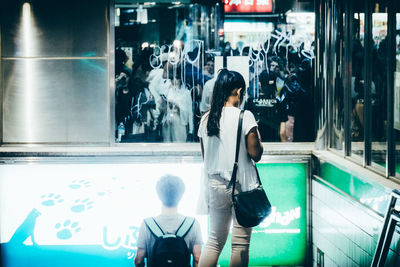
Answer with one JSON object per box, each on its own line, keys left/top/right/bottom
{"left": 115, "top": 71, "right": 133, "bottom": 135}
{"left": 134, "top": 175, "right": 202, "bottom": 267}
{"left": 203, "top": 58, "right": 214, "bottom": 80}
{"left": 268, "top": 57, "right": 289, "bottom": 142}
{"left": 255, "top": 70, "right": 280, "bottom": 141}
{"left": 281, "top": 63, "right": 306, "bottom": 142}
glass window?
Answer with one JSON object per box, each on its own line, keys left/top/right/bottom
{"left": 331, "top": 1, "right": 346, "bottom": 152}
{"left": 371, "top": 1, "right": 388, "bottom": 170}
{"left": 350, "top": 2, "right": 365, "bottom": 160}
{"left": 114, "top": 2, "right": 220, "bottom": 143}
{"left": 114, "top": 1, "right": 315, "bottom": 143}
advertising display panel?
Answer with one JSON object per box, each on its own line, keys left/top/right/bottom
{"left": 0, "top": 159, "right": 307, "bottom": 266}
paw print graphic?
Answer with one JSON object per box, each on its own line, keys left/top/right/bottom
{"left": 71, "top": 198, "right": 94, "bottom": 213}
{"left": 69, "top": 179, "right": 91, "bottom": 189}
{"left": 55, "top": 220, "right": 81, "bottom": 240}
{"left": 97, "top": 190, "right": 112, "bottom": 197}
{"left": 41, "top": 193, "right": 64, "bottom": 207}
{"left": 111, "top": 177, "right": 125, "bottom": 191}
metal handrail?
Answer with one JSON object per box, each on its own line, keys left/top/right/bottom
{"left": 370, "top": 189, "right": 400, "bottom": 267}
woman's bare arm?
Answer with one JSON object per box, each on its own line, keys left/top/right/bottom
{"left": 246, "top": 126, "right": 263, "bottom": 162}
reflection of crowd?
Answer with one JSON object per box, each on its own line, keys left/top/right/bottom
{"left": 115, "top": 42, "right": 213, "bottom": 142}
{"left": 115, "top": 47, "right": 155, "bottom": 140}
{"left": 242, "top": 40, "right": 315, "bottom": 142}
{"left": 115, "top": 37, "right": 315, "bottom": 143}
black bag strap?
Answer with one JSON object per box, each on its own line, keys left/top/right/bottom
{"left": 144, "top": 217, "right": 165, "bottom": 238}
{"left": 175, "top": 217, "right": 195, "bottom": 238}
{"left": 228, "top": 110, "right": 263, "bottom": 201}
{"left": 145, "top": 217, "right": 195, "bottom": 239}
{"left": 227, "top": 110, "right": 245, "bottom": 190}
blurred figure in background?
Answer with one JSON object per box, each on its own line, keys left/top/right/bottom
{"left": 161, "top": 63, "right": 193, "bottom": 142}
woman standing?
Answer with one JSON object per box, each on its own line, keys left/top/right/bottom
{"left": 198, "top": 70, "right": 263, "bottom": 267}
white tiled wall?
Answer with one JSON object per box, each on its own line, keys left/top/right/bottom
{"left": 312, "top": 179, "right": 400, "bottom": 266}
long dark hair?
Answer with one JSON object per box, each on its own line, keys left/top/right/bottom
{"left": 207, "top": 69, "right": 246, "bottom": 137}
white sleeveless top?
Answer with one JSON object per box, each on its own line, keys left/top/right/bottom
{"left": 198, "top": 107, "right": 259, "bottom": 191}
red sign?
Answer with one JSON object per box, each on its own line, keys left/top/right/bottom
{"left": 224, "top": 0, "right": 273, "bottom": 13}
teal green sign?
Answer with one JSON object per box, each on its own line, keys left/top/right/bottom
{"left": 320, "top": 162, "right": 391, "bottom": 215}
{"left": 218, "top": 163, "right": 308, "bottom": 266}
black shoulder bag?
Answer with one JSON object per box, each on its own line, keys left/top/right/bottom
{"left": 229, "top": 110, "right": 272, "bottom": 228}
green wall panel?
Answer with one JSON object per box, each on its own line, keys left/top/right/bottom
{"left": 218, "top": 163, "right": 308, "bottom": 266}
{"left": 320, "top": 162, "right": 391, "bottom": 215}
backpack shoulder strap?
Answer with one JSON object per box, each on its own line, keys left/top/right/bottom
{"left": 144, "top": 217, "right": 165, "bottom": 238}
{"left": 175, "top": 217, "right": 195, "bottom": 238}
